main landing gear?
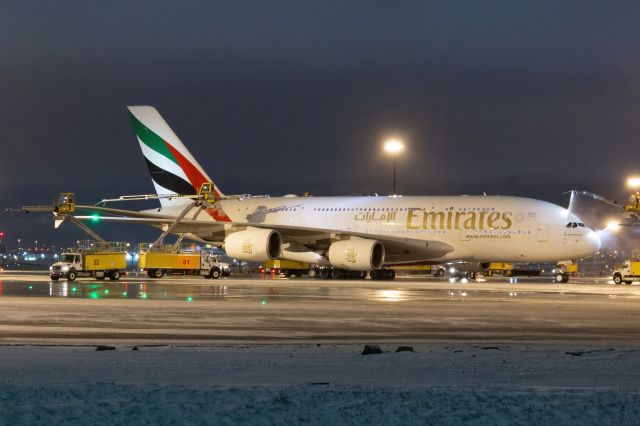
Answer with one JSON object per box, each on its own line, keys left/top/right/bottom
{"left": 308, "top": 267, "right": 396, "bottom": 280}
{"left": 369, "top": 269, "right": 396, "bottom": 280}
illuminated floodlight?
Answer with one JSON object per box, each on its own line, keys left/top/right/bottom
{"left": 606, "top": 220, "right": 621, "bottom": 232}
{"left": 383, "top": 139, "right": 404, "bottom": 155}
{"left": 627, "top": 177, "right": 640, "bottom": 189}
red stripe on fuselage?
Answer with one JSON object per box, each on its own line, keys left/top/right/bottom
{"left": 206, "top": 206, "right": 232, "bottom": 222}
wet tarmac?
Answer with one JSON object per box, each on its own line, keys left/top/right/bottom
{"left": 1, "top": 270, "right": 640, "bottom": 345}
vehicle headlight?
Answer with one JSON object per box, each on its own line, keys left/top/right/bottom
{"left": 61, "top": 265, "right": 69, "bottom": 271}
{"left": 49, "top": 266, "right": 53, "bottom": 271}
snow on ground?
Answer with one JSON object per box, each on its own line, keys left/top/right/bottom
{"left": 1, "top": 343, "right": 640, "bottom": 424}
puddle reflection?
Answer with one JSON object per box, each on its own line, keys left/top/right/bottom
{"left": 0, "top": 280, "right": 229, "bottom": 302}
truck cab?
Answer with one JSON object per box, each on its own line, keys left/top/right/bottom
{"left": 613, "top": 261, "right": 640, "bottom": 285}
{"left": 202, "top": 253, "right": 232, "bottom": 279}
{"left": 50, "top": 252, "right": 83, "bottom": 281}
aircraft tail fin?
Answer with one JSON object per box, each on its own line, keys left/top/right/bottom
{"left": 127, "top": 106, "right": 224, "bottom": 207}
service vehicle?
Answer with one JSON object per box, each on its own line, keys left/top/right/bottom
{"left": 484, "top": 262, "right": 513, "bottom": 277}
{"left": 138, "top": 244, "right": 231, "bottom": 279}
{"left": 612, "top": 260, "right": 640, "bottom": 285}
{"left": 391, "top": 264, "right": 434, "bottom": 275}
{"left": 260, "top": 259, "right": 308, "bottom": 277}
{"left": 50, "top": 241, "right": 127, "bottom": 282}
{"left": 484, "top": 262, "right": 542, "bottom": 277}
{"left": 552, "top": 260, "right": 578, "bottom": 283}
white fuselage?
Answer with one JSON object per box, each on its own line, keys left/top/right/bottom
{"left": 155, "top": 195, "right": 600, "bottom": 264}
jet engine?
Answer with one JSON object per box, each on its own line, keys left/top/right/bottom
{"left": 224, "top": 227, "right": 282, "bottom": 262}
{"left": 327, "top": 238, "right": 385, "bottom": 271}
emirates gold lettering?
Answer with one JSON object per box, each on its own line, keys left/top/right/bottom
{"left": 354, "top": 207, "right": 516, "bottom": 231}
{"left": 345, "top": 248, "right": 358, "bottom": 263}
{"left": 403, "top": 210, "right": 515, "bottom": 231}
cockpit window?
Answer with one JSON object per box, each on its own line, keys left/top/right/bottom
{"left": 566, "top": 221, "right": 585, "bottom": 228}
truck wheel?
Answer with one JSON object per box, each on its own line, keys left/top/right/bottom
{"left": 153, "top": 269, "right": 164, "bottom": 279}
{"left": 210, "top": 268, "right": 221, "bottom": 279}
{"left": 554, "top": 272, "right": 565, "bottom": 283}
{"left": 613, "top": 274, "right": 623, "bottom": 285}
{"left": 51, "top": 276, "right": 59, "bottom": 282}
{"left": 67, "top": 270, "right": 77, "bottom": 282}
{"left": 110, "top": 271, "right": 121, "bottom": 281}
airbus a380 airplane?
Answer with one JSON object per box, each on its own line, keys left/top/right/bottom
{"left": 76, "top": 106, "right": 600, "bottom": 277}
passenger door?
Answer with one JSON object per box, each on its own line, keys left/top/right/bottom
{"left": 537, "top": 224, "right": 549, "bottom": 242}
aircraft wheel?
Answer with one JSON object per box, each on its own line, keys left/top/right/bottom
{"left": 320, "top": 268, "right": 330, "bottom": 279}
{"left": 331, "top": 269, "right": 341, "bottom": 279}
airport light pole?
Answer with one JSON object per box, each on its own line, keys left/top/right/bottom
{"left": 384, "top": 139, "right": 404, "bottom": 195}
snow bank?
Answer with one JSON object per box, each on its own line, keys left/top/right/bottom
{"left": 1, "top": 383, "right": 639, "bottom": 425}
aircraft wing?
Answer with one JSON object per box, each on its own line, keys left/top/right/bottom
{"left": 75, "top": 205, "right": 177, "bottom": 220}
{"left": 72, "top": 206, "right": 455, "bottom": 264}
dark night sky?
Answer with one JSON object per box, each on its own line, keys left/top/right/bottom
{"left": 1, "top": 1, "right": 640, "bottom": 248}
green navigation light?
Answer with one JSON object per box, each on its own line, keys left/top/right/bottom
{"left": 91, "top": 214, "right": 100, "bottom": 222}
{"left": 261, "top": 300, "right": 266, "bottom": 305}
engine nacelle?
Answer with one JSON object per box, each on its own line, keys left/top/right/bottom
{"left": 224, "top": 227, "right": 282, "bottom": 262}
{"left": 328, "top": 238, "right": 385, "bottom": 271}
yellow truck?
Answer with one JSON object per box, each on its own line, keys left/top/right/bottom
{"left": 138, "top": 244, "right": 231, "bottom": 279}
{"left": 261, "top": 259, "right": 309, "bottom": 277}
{"left": 552, "top": 260, "right": 578, "bottom": 283}
{"left": 485, "top": 262, "right": 542, "bottom": 278}
{"left": 484, "top": 263, "right": 514, "bottom": 276}
{"left": 50, "top": 241, "right": 128, "bottom": 281}
{"left": 612, "top": 261, "right": 640, "bottom": 285}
